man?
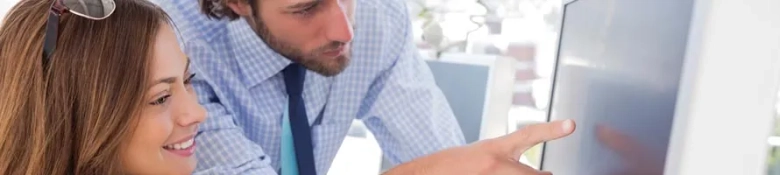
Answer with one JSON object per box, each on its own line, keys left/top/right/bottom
{"left": 156, "top": 0, "right": 575, "bottom": 174}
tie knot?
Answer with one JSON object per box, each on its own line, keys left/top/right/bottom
{"left": 283, "top": 63, "right": 306, "bottom": 96}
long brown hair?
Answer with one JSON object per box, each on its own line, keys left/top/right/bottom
{"left": 0, "top": 0, "right": 171, "bottom": 174}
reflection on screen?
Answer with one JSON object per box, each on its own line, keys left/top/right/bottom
{"left": 540, "top": 0, "right": 694, "bottom": 175}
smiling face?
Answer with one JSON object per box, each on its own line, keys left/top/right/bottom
{"left": 227, "top": 0, "right": 356, "bottom": 76}
{"left": 120, "top": 23, "right": 207, "bottom": 175}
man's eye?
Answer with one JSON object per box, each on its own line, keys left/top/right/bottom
{"left": 294, "top": 9, "right": 312, "bottom": 16}
{"left": 293, "top": 4, "right": 319, "bottom": 17}
{"left": 294, "top": 8, "right": 310, "bottom": 14}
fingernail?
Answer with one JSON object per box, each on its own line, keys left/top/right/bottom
{"left": 562, "top": 120, "right": 573, "bottom": 133}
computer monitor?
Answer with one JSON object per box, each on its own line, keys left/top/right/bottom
{"left": 426, "top": 54, "right": 515, "bottom": 143}
{"left": 540, "top": 0, "right": 695, "bottom": 174}
{"left": 427, "top": 60, "right": 490, "bottom": 143}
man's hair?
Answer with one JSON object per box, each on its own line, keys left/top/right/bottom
{"left": 200, "top": 0, "right": 251, "bottom": 20}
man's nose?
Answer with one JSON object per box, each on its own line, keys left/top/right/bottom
{"left": 323, "top": 1, "right": 354, "bottom": 43}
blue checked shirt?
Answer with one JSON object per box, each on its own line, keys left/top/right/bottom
{"left": 155, "top": 0, "right": 465, "bottom": 174}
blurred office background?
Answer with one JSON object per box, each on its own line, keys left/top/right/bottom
{"left": 766, "top": 93, "right": 780, "bottom": 174}
{"left": 330, "top": 0, "right": 563, "bottom": 174}
{"left": 1, "top": 0, "right": 779, "bottom": 174}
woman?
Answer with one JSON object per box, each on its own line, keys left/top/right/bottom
{"left": 0, "top": 0, "right": 206, "bottom": 174}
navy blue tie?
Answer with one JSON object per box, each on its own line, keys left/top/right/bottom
{"left": 282, "top": 63, "right": 317, "bottom": 175}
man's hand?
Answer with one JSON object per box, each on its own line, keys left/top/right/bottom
{"left": 384, "top": 120, "right": 576, "bottom": 175}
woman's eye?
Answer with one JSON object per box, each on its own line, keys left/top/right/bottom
{"left": 150, "top": 95, "right": 171, "bottom": 105}
{"left": 184, "top": 73, "right": 196, "bottom": 84}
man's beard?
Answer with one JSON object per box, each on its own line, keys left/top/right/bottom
{"left": 252, "top": 19, "right": 350, "bottom": 77}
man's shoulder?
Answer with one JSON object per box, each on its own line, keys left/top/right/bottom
{"left": 353, "top": 0, "right": 410, "bottom": 49}
{"left": 356, "top": 0, "right": 409, "bottom": 26}
{"left": 153, "top": 0, "right": 229, "bottom": 44}
{"left": 351, "top": 0, "right": 412, "bottom": 67}
{"left": 151, "top": 0, "right": 233, "bottom": 62}
{"left": 357, "top": 0, "right": 407, "bottom": 14}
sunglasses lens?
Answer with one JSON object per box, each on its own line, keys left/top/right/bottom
{"left": 62, "top": 0, "right": 116, "bottom": 19}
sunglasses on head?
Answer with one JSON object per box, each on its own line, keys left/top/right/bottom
{"left": 42, "top": 0, "right": 116, "bottom": 62}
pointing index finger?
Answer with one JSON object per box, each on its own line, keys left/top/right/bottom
{"left": 498, "top": 119, "right": 576, "bottom": 159}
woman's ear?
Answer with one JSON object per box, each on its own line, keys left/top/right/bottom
{"left": 225, "top": 0, "right": 254, "bottom": 17}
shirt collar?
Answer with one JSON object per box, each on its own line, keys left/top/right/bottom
{"left": 228, "top": 19, "right": 291, "bottom": 87}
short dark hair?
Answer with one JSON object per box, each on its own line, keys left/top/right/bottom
{"left": 199, "top": 0, "right": 248, "bottom": 20}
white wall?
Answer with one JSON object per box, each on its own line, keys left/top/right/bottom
{"left": 664, "top": 0, "right": 780, "bottom": 174}
{"left": 0, "top": 0, "right": 19, "bottom": 20}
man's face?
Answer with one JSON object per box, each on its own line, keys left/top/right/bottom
{"left": 247, "top": 0, "right": 355, "bottom": 76}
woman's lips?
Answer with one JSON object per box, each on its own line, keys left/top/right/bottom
{"left": 162, "top": 137, "right": 196, "bottom": 157}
